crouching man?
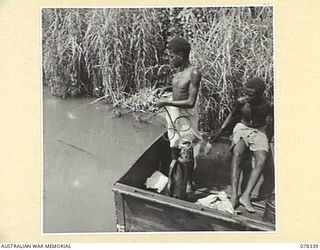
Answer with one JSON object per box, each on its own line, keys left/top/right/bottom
{"left": 210, "top": 77, "right": 274, "bottom": 212}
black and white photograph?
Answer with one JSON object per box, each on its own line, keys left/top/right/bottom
{"left": 41, "top": 6, "right": 275, "bottom": 233}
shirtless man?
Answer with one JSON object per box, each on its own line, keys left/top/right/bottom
{"left": 155, "top": 36, "right": 202, "bottom": 198}
{"left": 210, "top": 77, "right": 274, "bottom": 212}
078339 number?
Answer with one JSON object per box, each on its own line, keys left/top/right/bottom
{"left": 300, "top": 244, "right": 319, "bottom": 248}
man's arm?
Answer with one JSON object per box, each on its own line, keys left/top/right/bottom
{"left": 270, "top": 102, "right": 274, "bottom": 120}
{"left": 210, "top": 99, "right": 242, "bottom": 142}
{"left": 266, "top": 101, "right": 274, "bottom": 142}
{"left": 156, "top": 68, "right": 201, "bottom": 109}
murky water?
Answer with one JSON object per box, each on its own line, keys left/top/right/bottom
{"left": 43, "top": 87, "right": 164, "bottom": 233}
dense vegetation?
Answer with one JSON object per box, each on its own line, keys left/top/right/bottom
{"left": 42, "top": 7, "right": 273, "bottom": 131}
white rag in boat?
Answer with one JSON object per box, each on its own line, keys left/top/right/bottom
{"left": 145, "top": 171, "right": 168, "bottom": 193}
{"left": 196, "top": 191, "right": 235, "bottom": 214}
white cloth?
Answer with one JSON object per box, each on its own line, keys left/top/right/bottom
{"left": 196, "top": 191, "right": 235, "bottom": 214}
{"left": 145, "top": 171, "right": 168, "bottom": 193}
{"left": 232, "top": 123, "right": 269, "bottom": 152}
{"left": 164, "top": 106, "right": 202, "bottom": 148}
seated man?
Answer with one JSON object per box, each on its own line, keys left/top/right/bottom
{"left": 210, "top": 77, "right": 274, "bottom": 212}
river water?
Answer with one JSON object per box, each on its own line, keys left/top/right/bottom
{"left": 43, "top": 87, "right": 164, "bottom": 233}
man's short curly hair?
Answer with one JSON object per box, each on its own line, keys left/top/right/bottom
{"left": 168, "top": 36, "right": 191, "bottom": 58}
{"left": 245, "top": 77, "right": 266, "bottom": 93}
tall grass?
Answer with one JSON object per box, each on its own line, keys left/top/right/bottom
{"left": 42, "top": 7, "right": 273, "bottom": 131}
{"left": 182, "top": 7, "right": 273, "bottom": 130}
{"left": 42, "top": 8, "right": 171, "bottom": 99}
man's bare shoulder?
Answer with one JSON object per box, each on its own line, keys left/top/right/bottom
{"left": 190, "top": 67, "right": 201, "bottom": 77}
{"left": 266, "top": 99, "right": 274, "bottom": 113}
{"left": 262, "top": 97, "right": 273, "bottom": 107}
{"left": 190, "top": 67, "right": 201, "bottom": 86}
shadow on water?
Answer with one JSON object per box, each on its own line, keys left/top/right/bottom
{"left": 43, "top": 87, "right": 164, "bottom": 233}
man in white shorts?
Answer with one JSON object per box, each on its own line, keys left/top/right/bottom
{"left": 211, "top": 77, "right": 274, "bottom": 212}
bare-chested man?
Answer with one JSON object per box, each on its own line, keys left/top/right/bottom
{"left": 155, "top": 36, "right": 202, "bottom": 199}
{"left": 210, "top": 77, "right": 274, "bottom": 212}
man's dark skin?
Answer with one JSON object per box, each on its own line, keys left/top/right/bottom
{"left": 235, "top": 88, "right": 273, "bottom": 129}
{"left": 155, "top": 50, "right": 201, "bottom": 109}
{"left": 211, "top": 82, "right": 273, "bottom": 212}
{"left": 153, "top": 37, "right": 201, "bottom": 197}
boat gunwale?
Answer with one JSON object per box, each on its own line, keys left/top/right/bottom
{"left": 113, "top": 182, "right": 275, "bottom": 232}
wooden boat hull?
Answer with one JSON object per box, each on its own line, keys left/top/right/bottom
{"left": 113, "top": 133, "right": 275, "bottom": 232}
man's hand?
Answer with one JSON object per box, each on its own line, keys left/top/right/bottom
{"left": 209, "top": 129, "right": 223, "bottom": 143}
{"left": 154, "top": 100, "right": 169, "bottom": 109}
{"left": 152, "top": 87, "right": 168, "bottom": 97}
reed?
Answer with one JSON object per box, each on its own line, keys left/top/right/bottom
{"left": 42, "top": 7, "right": 273, "bottom": 131}
{"left": 42, "top": 8, "right": 170, "bottom": 98}
{"left": 177, "top": 7, "right": 273, "bottom": 130}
